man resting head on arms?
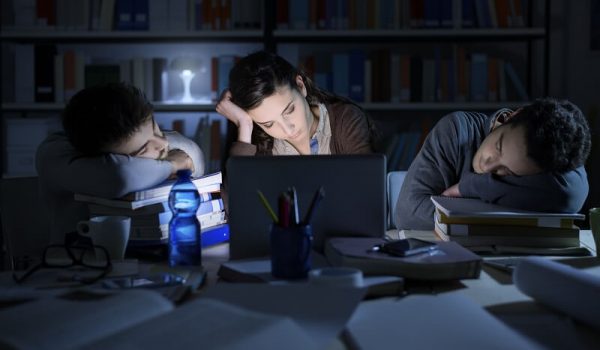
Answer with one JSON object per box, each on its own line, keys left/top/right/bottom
{"left": 37, "top": 82, "right": 204, "bottom": 243}
{"left": 395, "top": 97, "right": 591, "bottom": 230}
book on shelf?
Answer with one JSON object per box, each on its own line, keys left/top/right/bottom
{"left": 324, "top": 237, "right": 482, "bottom": 280}
{"left": 0, "top": 289, "right": 318, "bottom": 349}
{"left": 430, "top": 196, "right": 585, "bottom": 228}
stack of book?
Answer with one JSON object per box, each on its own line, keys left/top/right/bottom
{"left": 75, "top": 172, "right": 228, "bottom": 247}
{"left": 430, "top": 196, "right": 587, "bottom": 254}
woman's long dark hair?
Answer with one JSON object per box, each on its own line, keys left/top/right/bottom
{"left": 228, "top": 50, "right": 378, "bottom": 150}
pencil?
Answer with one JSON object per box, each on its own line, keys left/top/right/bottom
{"left": 257, "top": 190, "right": 279, "bottom": 223}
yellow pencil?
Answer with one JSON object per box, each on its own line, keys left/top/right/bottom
{"left": 257, "top": 190, "right": 279, "bottom": 223}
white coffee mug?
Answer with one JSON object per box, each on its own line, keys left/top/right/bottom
{"left": 76, "top": 216, "right": 131, "bottom": 261}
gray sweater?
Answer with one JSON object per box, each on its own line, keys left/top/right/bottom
{"left": 395, "top": 111, "right": 589, "bottom": 230}
{"left": 36, "top": 131, "right": 204, "bottom": 243}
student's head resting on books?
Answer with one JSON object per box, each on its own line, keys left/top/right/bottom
{"left": 62, "top": 82, "right": 167, "bottom": 159}
{"left": 472, "top": 98, "right": 591, "bottom": 177}
{"left": 216, "top": 50, "right": 378, "bottom": 155}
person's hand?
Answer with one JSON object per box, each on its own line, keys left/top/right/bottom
{"left": 442, "top": 183, "right": 462, "bottom": 197}
{"left": 215, "top": 90, "right": 253, "bottom": 143}
{"left": 166, "top": 149, "right": 194, "bottom": 176}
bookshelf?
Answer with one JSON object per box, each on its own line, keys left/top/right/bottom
{"left": 266, "top": 0, "right": 550, "bottom": 171}
{"left": 0, "top": 0, "right": 550, "bottom": 176}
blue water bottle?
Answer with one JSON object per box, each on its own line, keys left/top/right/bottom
{"left": 168, "top": 169, "right": 202, "bottom": 267}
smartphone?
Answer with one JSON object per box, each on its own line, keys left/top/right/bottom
{"left": 377, "top": 238, "right": 438, "bottom": 257}
{"left": 103, "top": 273, "right": 186, "bottom": 289}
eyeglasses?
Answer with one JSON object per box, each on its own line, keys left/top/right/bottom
{"left": 13, "top": 232, "right": 113, "bottom": 285}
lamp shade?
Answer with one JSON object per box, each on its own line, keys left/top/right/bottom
{"left": 170, "top": 56, "right": 202, "bottom": 73}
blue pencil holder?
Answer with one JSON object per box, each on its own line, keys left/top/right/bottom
{"left": 270, "top": 224, "right": 313, "bottom": 279}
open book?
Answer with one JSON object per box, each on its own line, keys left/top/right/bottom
{"left": 346, "top": 293, "right": 541, "bottom": 349}
{"left": 0, "top": 288, "right": 318, "bottom": 350}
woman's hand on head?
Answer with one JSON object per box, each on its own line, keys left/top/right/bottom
{"left": 216, "top": 90, "right": 253, "bottom": 143}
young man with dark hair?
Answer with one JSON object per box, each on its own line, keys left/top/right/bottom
{"left": 395, "top": 98, "right": 591, "bottom": 230}
{"left": 37, "top": 82, "right": 204, "bottom": 243}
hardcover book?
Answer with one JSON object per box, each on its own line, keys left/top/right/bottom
{"left": 324, "top": 237, "right": 482, "bottom": 280}
{"left": 75, "top": 172, "right": 222, "bottom": 210}
{"left": 430, "top": 196, "right": 584, "bottom": 228}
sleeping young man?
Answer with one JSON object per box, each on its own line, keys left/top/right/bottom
{"left": 37, "top": 82, "right": 204, "bottom": 243}
{"left": 395, "top": 98, "right": 591, "bottom": 230}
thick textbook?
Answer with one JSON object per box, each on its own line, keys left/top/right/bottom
{"left": 434, "top": 223, "right": 581, "bottom": 248}
{"left": 433, "top": 211, "right": 580, "bottom": 248}
{"left": 75, "top": 172, "right": 222, "bottom": 209}
{"left": 324, "top": 237, "right": 482, "bottom": 280}
{"left": 122, "top": 171, "right": 222, "bottom": 201}
{"left": 0, "top": 289, "right": 317, "bottom": 349}
{"left": 431, "top": 196, "right": 584, "bottom": 228}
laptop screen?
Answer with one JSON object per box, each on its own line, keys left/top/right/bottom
{"left": 226, "top": 155, "right": 386, "bottom": 259}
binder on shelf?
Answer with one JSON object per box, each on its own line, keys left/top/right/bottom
{"left": 348, "top": 50, "right": 365, "bottom": 103}
{"left": 504, "top": 61, "right": 529, "bottom": 101}
{"left": 34, "top": 44, "right": 56, "bottom": 103}
{"left": 133, "top": 0, "right": 149, "bottom": 30}
{"left": 469, "top": 53, "right": 488, "bottom": 102}
{"left": 332, "top": 53, "right": 349, "bottom": 98}
{"left": 115, "top": 0, "right": 135, "bottom": 30}
{"left": 14, "top": 45, "right": 35, "bottom": 103}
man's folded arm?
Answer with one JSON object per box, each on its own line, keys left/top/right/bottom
{"left": 395, "top": 115, "right": 462, "bottom": 230}
{"left": 37, "top": 135, "right": 173, "bottom": 199}
{"left": 459, "top": 167, "right": 589, "bottom": 213}
{"left": 164, "top": 131, "right": 205, "bottom": 177}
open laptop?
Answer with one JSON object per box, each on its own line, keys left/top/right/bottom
{"left": 226, "top": 155, "right": 386, "bottom": 259}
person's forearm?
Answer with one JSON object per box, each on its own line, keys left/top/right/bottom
{"left": 46, "top": 153, "right": 172, "bottom": 198}
{"left": 395, "top": 189, "right": 437, "bottom": 230}
{"left": 165, "top": 131, "right": 205, "bottom": 176}
{"left": 237, "top": 120, "right": 253, "bottom": 144}
{"left": 229, "top": 141, "right": 258, "bottom": 156}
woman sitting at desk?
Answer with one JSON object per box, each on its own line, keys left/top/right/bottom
{"left": 216, "top": 50, "right": 378, "bottom": 156}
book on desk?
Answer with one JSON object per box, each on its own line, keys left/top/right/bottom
{"left": 324, "top": 237, "right": 482, "bottom": 280}
{"left": 0, "top": 283, "right": 367, "bottom": 349}
{"left": 75, "top": 171, "right": 228, "bottom": 248}
{"left": 430, "top": 196, "right": 589, "bottom": 255}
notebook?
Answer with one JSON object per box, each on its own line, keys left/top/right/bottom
{"left": 226, "top": 155, "right": 386, "bottom": 259}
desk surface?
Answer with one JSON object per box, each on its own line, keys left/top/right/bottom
{"left": 200, "top": 230, "right": 600, "bottom": 349}
{"left": 2, "top": 231, "right": 598, "bottom": 349}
